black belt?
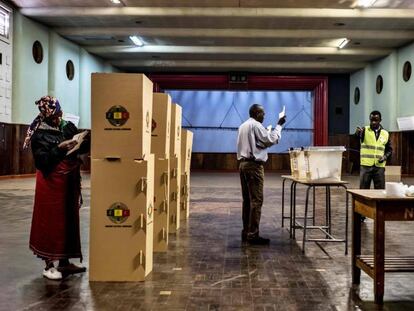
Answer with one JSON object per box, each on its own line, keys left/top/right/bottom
{"left": 240, "top": 158, "right": 265, "bottom": 164}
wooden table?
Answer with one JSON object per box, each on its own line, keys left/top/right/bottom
{"left": 347, "top": 189, "right": 414, "bottom": 304}
{"left": 281, "top": 175, "right": 349, "bottom": 254}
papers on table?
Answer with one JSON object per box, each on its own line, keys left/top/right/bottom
{"left": 279, "top": 105, "right": 286, "bottom": 120}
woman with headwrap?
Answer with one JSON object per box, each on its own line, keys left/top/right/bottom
{"left": 24, "top": 95, "right": 90, "bottom": 280}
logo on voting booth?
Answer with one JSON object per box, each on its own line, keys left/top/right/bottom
{"left": 107, "top": 202, "right": 130, "bottom": 224}
{"left": 106, "top": 105, "right": 129, "bottom": 127}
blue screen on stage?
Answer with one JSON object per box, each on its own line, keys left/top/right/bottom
{"left": 165, "top": 90, "right": 314, "bottom": 153}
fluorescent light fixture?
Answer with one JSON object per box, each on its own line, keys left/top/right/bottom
{"left": 110, "top": 0, "right": 121, "bottom": 3}
{"left": 357, "top": 0, "right": 377, "bottom": 7}
{"left": 129, "top": 36, "right": 144, "bottom": 46}
{"left": 338, "top": 38, "right": 350, "bottom": 49}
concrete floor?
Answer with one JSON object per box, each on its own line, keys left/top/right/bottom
{"left": 1, "top": 172, "right": 414, "bottom": 311}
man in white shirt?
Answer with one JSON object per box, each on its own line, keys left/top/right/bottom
{"left": 237, "top": 104, "right": 286, "bottom": 245}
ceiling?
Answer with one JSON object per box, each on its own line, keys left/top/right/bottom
{"left": 9, "top": 0, "right": 414, "bottom": 74}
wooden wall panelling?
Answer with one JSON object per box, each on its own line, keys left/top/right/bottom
{"left": 12, "top": 124, "right": 19, "bottom": 174}
{"left": 0, "top": 123, "right": 8, "bottom": 175}
{"left": 225, "top": 153, "right": 238, "bottom": 170}
{"left": 401, "top": 131, "right": 414, "bottom": 175}
{"left": 1, "top": 128, "right": 413, "bottom": 176}
{"left": 0, "top": 123, "right": 14, "bottom": 175}
{"left": 190, "top": 153, "right": 203, "bottom": 170}
{"left": 79, "top": 153, "right": 90, "bottom": 172}
{"left": 17, "top": 125, "right": 36, "bottom": 174}
{"left": 409, "top": 131, "right": 414, "bottom": 175}
{"left": 268, "top": 154, "right": 290, "bottom": 171}
{"left": 280, "top": 153, "right": 291, "bottom": 171}
{"left": 401, "top": 131, "right": 409, "bottom": 175}
{"left": 388, "top": 132, "right": 402, "bottom": 167}
{"left": 0, "top": 123, "right": 35, "bottom": 176}
{"left": 347, "top": 134, "right": 361, "bottom": 174}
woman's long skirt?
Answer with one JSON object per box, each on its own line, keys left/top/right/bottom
{"left": 29, "top": 159, "right": 83, "bottom": 261}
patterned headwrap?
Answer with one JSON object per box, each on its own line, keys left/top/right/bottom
{"left": 23, "top": 96, "right": 62, "bottom": 149}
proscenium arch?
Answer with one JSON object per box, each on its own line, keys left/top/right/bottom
{"left": 149, "top": 74, "right": 328, "bottom": 146}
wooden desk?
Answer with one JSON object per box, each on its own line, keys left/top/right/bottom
{"left": 282, "top": 175, "right": 349, "bottom": 254}
{"left": 347, "top": 189, "right": 414, "bottom": 304}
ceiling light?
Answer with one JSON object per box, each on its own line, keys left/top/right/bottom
{"left": 338, "top": 38, "right": 350, "bottom": 49}
{"left": 357, "top": 0, "right": 377, "bottom": 7}
{"left": 110, "top": 0, "right": 121, "bottom": 3}
{"left": 129, "top": 36, "right": 144, "bottom": 46}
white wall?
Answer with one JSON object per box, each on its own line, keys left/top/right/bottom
{"left": 48, "top": 32, "right": 80, "bottom": 117}
{"left": 79, "top": 49, "right": 115, "bottom": 129}
{"left": 12, "top": 11, "right": 49, "bottom": 124}
{"left": 0, "top": 2, "right": 13, "bottom": 123}
{"left": 349, "top": 69, "right": 367, "bottom": 131}
{"left": 397, "top": 43, "right": 414, "bottom": 117}
{"left": 350, "top": 44, "right": 414, "bottom": 133}
{"left": 12, "top": 10, "right": 117, "bottom": 126}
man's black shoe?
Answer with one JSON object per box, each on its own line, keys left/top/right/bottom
{"left": 247, "top": 236, "right": 270, "bottom": 245}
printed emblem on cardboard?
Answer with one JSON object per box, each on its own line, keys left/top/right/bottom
{"left": 188, "top": 149, "right": 191, "bottom": 159}
{"left": 106, "top": 202, "right": 130, "bottom": 224}
{"left": 177, "top": 126, "right": 180, "bottom": 138}
{"left": 152, "top": 118, "right": 157, "bottom": 132}
{"left": 105, "top": 105, "right": 129, "bottom": 127}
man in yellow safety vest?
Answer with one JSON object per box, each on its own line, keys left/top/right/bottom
{"left": 355, "top": 110, "right": 393, "bottom": 190}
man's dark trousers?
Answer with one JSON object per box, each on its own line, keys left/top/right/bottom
{"left": 360, "top": 165, "right": 385, "bottom": 189}
{"left": 239, "top": 161, "right": 264, "bottom": 239}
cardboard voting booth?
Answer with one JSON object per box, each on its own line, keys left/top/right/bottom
{"left": 91, "top": 73, "right": 153, "bottom": 160}
{"left": 151, "top": 93, "right": 171, "bottom": 159}
{"left": 169, "top": 104, "right": 182, "bottom": 233}
{"left": 89, "top": 156, "right": 154, "bottom": 281}
{"left": 180, "top": 129, "right": 193, "bottom": 220}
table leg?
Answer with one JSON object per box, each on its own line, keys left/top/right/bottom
{"left": 327, "top": 186, "right": 332, "bottom": 235}
{"left": 282, "top": 178, "right": 286, "bottom": 228}
{"left": 289, "top": 181, "right": 295, "bottom": 238}
{"left": 312, "top": 186, "right": 316, "bottom": 226}
{"left": 374, "top": 208, "right": 385, "bottom": 304}
{"left": 325, "top": 186, "right": 329, "bottom": 238}
{"left": 292, "top": 182, "right": 298, "bottom": 239}
{"left": 302, "top": 185, "right": 312, "bottom": 253}
{"left": 344, "top": 187, "right": 349, "bottom": 255}
{"left": 352, "top": 198, "right": 361, "bottom": 285}
{"left": 325, "top": 185, "right": 328, "bottom": 226}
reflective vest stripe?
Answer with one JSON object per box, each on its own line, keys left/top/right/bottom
{"left": 361, "top": 154, "right": 382, "bottom": 159}
{"left": 361, "top": 145, "right": 385, "bottom": 151}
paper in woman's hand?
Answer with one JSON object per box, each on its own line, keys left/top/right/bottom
{"left": 66, "top": 131, "right": 88, "bottom": 155}
{"left": 278, "top": 105, "right": 286, "bottom": 119}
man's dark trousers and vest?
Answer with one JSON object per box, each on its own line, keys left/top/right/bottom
{"left": 359, "top": 125, "right": 390, "bottom": 190}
